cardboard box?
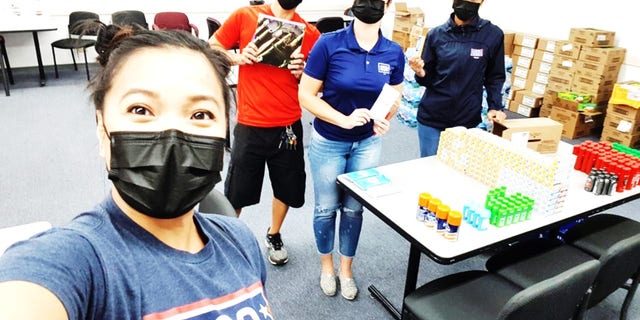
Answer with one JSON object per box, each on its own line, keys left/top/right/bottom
{"left": 552, "top": 56, "right": 576, "bottom": 73}
{"left": 512, "top": 55, "right": 533, "bottom": 69}
{"left": 511, "top": 76, "right": 528, "bottom": 90}
{"left": 394, "top": 2, "right": 424, "bottom": 33}
{"left": 504, "top": 31, "right": 515, "bottom": 56}
{"left": 492, "top": 117, "right": 563, "bottom": 153}
{"left": 531, "top": 59, "right": 553, "bottom": 75}
{"left": 392, "top": 31, "right": 410, "bottom": 50}
{"left": 537, "top": 38, "right": 559, "bottom": 53}
{"left": 569, "top": 28, "right": 615, "bottom": 47}
{"left": 603, "top": 114, "right": 640, "bottom": 135}
{"left": 550, "top": 108, "right": 604, "bottom": 139}
{"left": 512, "top": 65, "right": 530, "bottom": 80}
{"left": 513, "top": 45, "right": 535, "bottom": 59}
{"left": 529, "top": 81, "right": 548, "bottom": 96}
{"left": 609, "top": 81, "right": 640, "bottom": 108}
{"left": 572, "top": 74, "right": 615, "bottom": 93}
{"left": 527, "top": 71, "right": 549, "bottom": 86}
{"left": 547, "top": 69, "right": 573, "bottom": 92}
{"left": 572, "top": 60, "right": 621, "bottom": 79}
{"left": 533, "top": 49, "right": 555, "bottom": 64}
{"left": 539, "top": 103, "right": 553, "bottom": 118}
{"left": 607, "top": 103, "right": 640, "bottom": 122}
{"left": 553, "top": 96, "right": 607, "bottom": 113}
{"left": 600, "top": 126, "right": 640, "bottom": 148}
{"left": 509, "top": 100, "right": 541, "bottom": 118}
{"left": 554, "top": 41, "right": 581, "bottom": 59}
{"left": 514, "top": 90, "right": 544, "bottom": 108}
{"left": 579, "top": 47, "right": 626, "bottom": 65}
{"left": 514, "top": 33, "right": 538, "bottom": 48}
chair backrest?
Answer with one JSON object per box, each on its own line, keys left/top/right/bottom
{"left": 498, "top": 260, "right": 600, "bottom": 320}
{"left": 153, "top": 12, "right": 198, "bottom": 37}
{"left": 588, "top": 234, "right": 640, "bottom": 306}
{"left": 198, "top": 189, "right": 236, "bottom": 217}
{"left": 0, "top": 221, "right": 52, "bottom": 256}
{"left": 112, "top": 10, "right": 148, "bottom": 29}
{"left": 68, "top": 11, "right": 100, "bottom": 36}
{"left": 206, "top": 17, "right": 221, "bottom": 38}
{"left": 315, "top": 17, "right": 345, "bottom": 34}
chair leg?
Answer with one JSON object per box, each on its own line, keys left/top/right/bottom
{"left": 620, "top": 269, "right": 640, "bottom": 320}
{"left": 52, "top": 46, "right": 59, "bottom": 78}
{"left": 70, "top": 49, "right": 77, "bottom": 71}
{"left": 82, "top": 48, "right": 90, "bottom": 81}
{"left": 1, "top": 52, "right": 10, "bottom": 96}
{"left": 1, "top": 43, "right": 14, "bottom": 85}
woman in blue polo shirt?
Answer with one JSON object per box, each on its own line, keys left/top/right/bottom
{"left": 299, "top": 0, "right": 404, "bottom": 301}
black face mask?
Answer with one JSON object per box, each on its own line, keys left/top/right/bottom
{"left": 453, "top": 0, "right": 480, "bottom": 22}
{"left": 278, "top": 0, "right": 302, "bottom": 10}
{"left": 352, "top": 0, "right": 386, "bottom": 24}
{"left": 107, "top": 129, "right": 225, "bottom": 219}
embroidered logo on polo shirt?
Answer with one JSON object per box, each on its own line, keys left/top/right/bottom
{"left": 377, "top": 62, "right": 391, "bottom": 75}
{"left": 470, "top": 48, "right": 484, "bottom": 59}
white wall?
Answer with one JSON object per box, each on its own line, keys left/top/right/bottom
{"left": 2, "top": 0, "right": 639, "bottom": 82}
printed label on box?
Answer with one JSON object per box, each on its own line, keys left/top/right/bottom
{"left": 561, "top": 43, "right": 573, "bottom": 51}
{"left": 517, "top": 104, "right": 533, "bottom": 117}
{"left": 522, "top": 37, "right": 536, "bottom": 48}
{"left": 532, "top": 83, "right": 547, "bottom": 95}
{"left": 617, "top": 120, "right": 633, "bottom": 133}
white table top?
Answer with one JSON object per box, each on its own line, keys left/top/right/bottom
{"left": 0, "top": 15, "right": 56, "bottom": 33}
{"left": 338, "top": 154, "right": 640, "bottom": 264}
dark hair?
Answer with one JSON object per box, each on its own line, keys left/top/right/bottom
{"left": 87, "top": 23, "right": 232, "bottom": 128}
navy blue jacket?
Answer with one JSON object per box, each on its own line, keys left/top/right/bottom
{"left": 416, "top": 13, "right": 505, "bottom": 130}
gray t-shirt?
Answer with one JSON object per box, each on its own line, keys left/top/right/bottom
{"left": 0, "top": 196, "right": 270, "bottom": 319}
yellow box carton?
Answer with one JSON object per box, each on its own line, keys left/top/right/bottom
{"left": 609, "top": 81, "right": 640, "bottom": 108}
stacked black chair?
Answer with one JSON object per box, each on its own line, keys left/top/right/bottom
{"left": 51, "top": 11, "right": 100, "bottom": 81}
{"left": 206, "top": 17, "right": 221, "bottom": 39}
{"left": 403, "top": 254, "right": 600, "bottom": 320}
{"left": 486, "top": 215, "right": 640, "bottom": 320}
{"left": 198, "top": 189, "right": 236, "bottom": 217}
{"left": 563, "top": 214, "right": 640, "bottom": 320}
{"left": 112, "top": 10, "right": 148, "bottom": 30}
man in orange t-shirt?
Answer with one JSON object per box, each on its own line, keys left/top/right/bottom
{"left": 209, "top": 0, "right": 320, "bottom": 266}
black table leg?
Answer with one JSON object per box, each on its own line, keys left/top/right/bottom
{"left": 31, "top": 31, "right": 46, "bottom": 86}
{"left": 368, "top": 243, "right": 422, "bottom": 320}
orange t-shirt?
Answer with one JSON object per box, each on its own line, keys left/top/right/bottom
{"left": 214, "top": 5, "right": 320, "bottom": 127}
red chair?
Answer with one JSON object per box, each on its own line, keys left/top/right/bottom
{"left": 152, "top": 12, "right": 199, "bottom": 37}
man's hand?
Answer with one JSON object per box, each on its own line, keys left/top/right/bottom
{"left": 288, "top": 52, "right": 305, "bottom": 79}
{"left": 408, "top": 56, "right": 426, "bottom": 78}
{"left": 235, "top": 42, "right": 260, "bottom": 65}
{"left": 487, "top": 109, "right": 506, "bottom": 123}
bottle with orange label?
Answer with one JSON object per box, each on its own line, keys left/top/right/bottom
{"left": 416, "top": 192, "right": 431, "bottom": 222}
{"left": 444, "top": 211, "right": 462, "bottom": 241}
{"left": 425, "top": 198, "right": 441, "bottom": 228}
{"left": 435, "top": 204, "right": 450, "bottom": 234}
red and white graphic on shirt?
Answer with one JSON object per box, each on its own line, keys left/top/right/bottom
{"left": 143, "top": 281, "right": 272, "bottom": 320}
{"left": 470, "top": 48, "right": 484, "bottom": 59}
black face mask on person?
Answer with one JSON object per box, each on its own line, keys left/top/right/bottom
{"left": 452, "top": 0, "right": 480, "bottom": 21}
{"left": 352, "top": 0, "right": 386, "bottom": 24}
{"left": 107, "top": 129, "right": 225, "bottom": 219}
{"left": 278, "top": 0, "right": 302, "bottom": 10}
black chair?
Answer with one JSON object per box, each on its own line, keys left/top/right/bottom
{"left": 486, "top": 223, "right": 640, "bottom": 320}
{"left": 1, "top": 35, "right": 13, "bottom": 96}
{"left": 112, "top": 10, "right": 148, "bottom": 29}
{"left": 403, "top": 258, "right": 600, "bottom": 320}
{"left": 198, "top": 189, "right": 236, "bottom": 217}
{"left": 315, "top": 17, "right": 345, "bottom": 34}
{"left": 51, "top": 11, "right": 100, "bottom": 81}
{"left": 563, "top": 214, "right": 640, "bottom": 320}
{"left": 206, "top": 17, "right": 221, "bottom": 39}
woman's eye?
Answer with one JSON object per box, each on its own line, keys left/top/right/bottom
{"left": 192, "top": 111, "right": 214, "bottom": 120}
{"left": 128, "top": 106, "right": 151, "bottom": 116}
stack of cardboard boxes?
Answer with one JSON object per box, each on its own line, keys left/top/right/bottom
{"left": 392, "top": 2, "right": 426, "bottom": 51}
{"left": 601, "top": 81, "right": 640, "bottom": 148}
{"left": 548, "top": 28, "right": 625, "bottom": 139}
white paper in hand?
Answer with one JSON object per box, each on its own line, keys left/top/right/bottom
{"left": 369, "top": 83, "right": 400, "bottom": 120}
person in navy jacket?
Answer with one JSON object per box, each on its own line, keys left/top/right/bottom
{"left": 409, "top": 0, "right": 506, "bottom": 157}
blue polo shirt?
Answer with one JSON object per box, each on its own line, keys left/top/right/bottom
{"left": 304, "top": 23, "right": 405, "bottom": 142}
{"left": 415, "top": 14, "right": 505, "bottom": 130}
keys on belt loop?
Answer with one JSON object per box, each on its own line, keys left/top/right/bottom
{"left": 279, "top": 125, "right": 297, "bottom": 151}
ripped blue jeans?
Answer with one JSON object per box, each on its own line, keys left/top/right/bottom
{"left": 308, "top": 129, "right": 382, "bottom": 257}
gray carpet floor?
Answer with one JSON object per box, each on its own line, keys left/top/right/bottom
{"left": 1, "top": 64, "right": 638, "bottom": 319}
